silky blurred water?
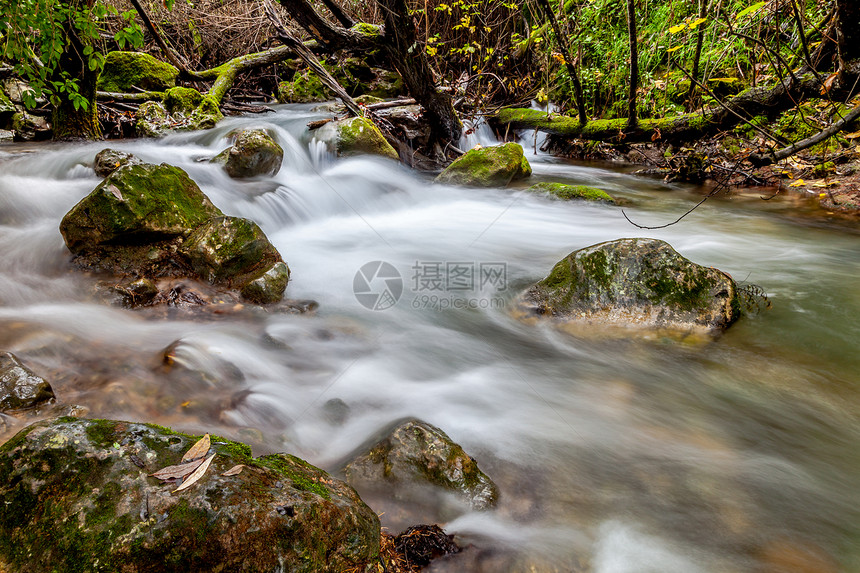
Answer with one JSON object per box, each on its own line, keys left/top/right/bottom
{"left": 0, "top": 104, "right": 858, "bottom": 572}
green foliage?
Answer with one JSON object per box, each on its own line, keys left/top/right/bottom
{"left": 0, "top": 0, "right": 144, "bottom": 111}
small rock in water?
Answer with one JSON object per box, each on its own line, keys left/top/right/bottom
{"left": 214, "top": 129, "right": 284, "bottom": 179}
{"left": 0, "top": 352, "right": 55, "bottom": 412}
{"left": 93, "top": 148, "right": 142, "bottom": 178}
{"left": 343, "top": 418, "right": 499, "bottom": 510}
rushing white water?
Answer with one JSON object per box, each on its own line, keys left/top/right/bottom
{"left": 1, "top": 104, "right": 859, "bottom": 571}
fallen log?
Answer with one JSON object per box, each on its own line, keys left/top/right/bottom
{"left": 494, "top": 64, "right": 860, "bottom": 145}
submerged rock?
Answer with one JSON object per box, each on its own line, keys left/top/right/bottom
{"left": 98, "top": 51, "right": 178, "bottom": 93}
{"left": 59, "top": 162, "right": 289, "bottom": 303}
{"left": 518, "top": 238, "right": 742, "bottom": 335}
{"left": 436, "top": 143, "right": 531, "bottom": 187}
{"left": 214, "top": 129, "right": 284, "bottom": 179}
{"left": 93, "top": 148, "right": 142, "bottom": 178}
{"left": 316, "top": 117, "right": 399, "bottom": 160}
{"left": 0, "top": 418, "right": 380, "bottom": 572}
{"left": 528, "top": 182, "right": 615, "bottom": 203}
{"left": 343, "top": 419, "right": 499, "bottom": 510}
{"left": 0, "top": 352, "right": 54, "bottom": 412}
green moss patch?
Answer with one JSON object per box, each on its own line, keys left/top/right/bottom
{"left": 98, "top": 51, "right": 178, "bottom": 93}
{"left": 528, "top": 182, "right": 615, "bottom": 203}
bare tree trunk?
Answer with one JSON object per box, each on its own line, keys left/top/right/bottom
{"left": 835, "top": 0, "right": 860, "bottom": 70}
{"left": 376, "top": 0, "right": 462, "bottom": 144}
{"left": 536, "top": 0, "right": 587, "bottom": 124}
{"left": 53, "top": 0, "right": 100, "bottom": 140}
{"left": 127, "top": 0, "right": 189, "bottom": 72}
{"left": 626, "top": 0, "right": 638, "bottom": 128}
{"left": 320, "top": 0, "right": 354, "bottom": 28}
{"left": 685, "top": 0, "right": 707, "bottom": 109}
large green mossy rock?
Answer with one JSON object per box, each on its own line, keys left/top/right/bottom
{"left": 60, "top": 161, "right": 290, "bottom": 303}
{"left": 215, "top": 129, "right": 284, "bottom": 179}
{"left": 162, "top": 86, "right": 203, "bottom": 115}
{"left": 518, "top": 238, "right": 742, "bottom": 335}
{"left": 0, "top": 418, "right": 380, "bottom": 573}
{"left": 528, "top": 182, "right": 615, "bottom": 203}
{"left": 60, "top": 163, "right": 221, "bottom": 258}
{"left": 98, "top": 51, "right": 178, "bottom": 93}
{"left": 343, "top": 419, "right": 499, "bottom": 511}
{"left": 436, "top": 143, "right": 531, "bottom": 187}
{"left": 277, "top": 69, "right": 330, "bottom": 103}
{"left": 182, "top": 216, "right": 283, "bottom": 287}
{"left": 0, "top": 352, "right": 54, "bottom": 412}
{"left": 315, "top": 117, "right": 398, "bottom": 160}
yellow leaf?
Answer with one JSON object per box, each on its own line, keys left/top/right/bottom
{"left": 175, "top": 453, "right": 215, "bottom": 492}
{"left": 788, "top": 179, "right": 806, "bottom": 187}
{"left": 843, "top": 131, "right": 860, "bottom": 139}
{"left": 667, "top": 46, "right": 682, "bottom": 53}
{"left": 810, "top": 180, "right": 838, "bottom": 188}
{"left": 668, "top": 24, "right": 686, "bottom": 33}
{"left": 181, "top": 433, "right": 210, "bottom": 463}
{"left": 689, "top": 17, "right": 708, "bottom": 29}
{"left": 150, "top": 457, "right": 205, "bottom": 481}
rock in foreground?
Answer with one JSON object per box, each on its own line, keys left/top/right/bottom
{"left": 0, "top": 352, "right": 54, "bottom": 412}
{"left": 518, "top": 238, "right": 742, "bottom": 335}
{"left": 343, "top": 419, "right": 498, "bottom": 511}
{"left": 436, "top": 142, "right": 531, "bottom": 187}
{"left": 0, "top": 418, "right": 380, "bottom": 572}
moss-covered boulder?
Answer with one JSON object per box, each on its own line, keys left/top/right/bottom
{"left": 163, "top": 86, "right": 203, "bottom": 115}
{"left": 343, "top": 419, "right": 499, "bottom": 511}
{"left": 0, "top": 352, "right": 54, "bottom": 412}
{"left": 181, "top": 216, "right": 284, "bottom": 289}
{"left": 216, "top": 129, "right": 284, "bottom": 179}
{"left": 436, "top": 143, "right": 531, "bottom": 187}
{"left": 317, "top": 117, "right": 398, "bottom": 160}
{"left": 60, "top": 163, "right": 220, "bottom": 260}
{"left": 98, "top": 51, "right": 178, "bottom": 93}
{"left": 136, "top": 95, "right": 222, "bottom": 138}
{"left": 0, "top": 90, "right": 15, "bottom": 117}
{"left": 0, "top": 418, "right": 380, "bottom": 572}
{"left": 135, "top": 100, "right": 171, "bottom": 138}
{"left": 59, "top": 162, "right": 289, "bottom": 303}
{"left": 518, "top": 238, "right": 742, "bottom": 335}
{"left": 11, "top": 111, "right": 50, "bottom": 141}
{"left": 528, "top": 182, "right": 615, "bottom": 203}
{"left": 93, "top": 148, "right": 142, "bottom": 178}
{"left": 240, "top": 261, "right": 291, "bottom": 304}
{"left": 277, "top": 70, "right": 330, "bottom": 103}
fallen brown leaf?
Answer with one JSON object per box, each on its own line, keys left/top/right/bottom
{"left": 175, "top": 453, "right": 215, "bottom": 492}
{"left": 150, "top": 456, "right": 205, "bottom": 481}
{"left": 221, "top": 464, "right": 247, "bottom": 476}
{"left": 181, "top": 433, "right": 211, "bottom": 463}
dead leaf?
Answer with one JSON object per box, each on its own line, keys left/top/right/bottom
{"left": 821, "top": 72, "right": 838, "bottom": 95}
{"left": 788, "top": 179, "right": 806, "bottom": 187}
{"left": 181, "top": 433, "right": 210, "bottom": 463}
{"left": 810, "top": 180, "right": 839, "bottom": 188}
{"left": 175, "top": 453, "right": 215, "bottom": 492}
{"left": 221, "top": 464, "right": 247, "bottom": 476}
{"left": 843, "top": 131, "right": 860, "bottom": 139}
{"left": 108, "top": 185, "right": 123, "bottom": 201}
{"left": 150, "top": 456, "right": 205, "bottom": 481}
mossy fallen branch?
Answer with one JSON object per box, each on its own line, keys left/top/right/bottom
{"left": 495, "top": 62, "right": 860, "bottom": 145}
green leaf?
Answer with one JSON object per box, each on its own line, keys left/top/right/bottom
{"left": 736, "top": 2, "right": 766, "bottom": 20}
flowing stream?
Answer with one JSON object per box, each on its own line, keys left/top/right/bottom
{"left": 1, "top": 105, "right": 859, "bottom": 572}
